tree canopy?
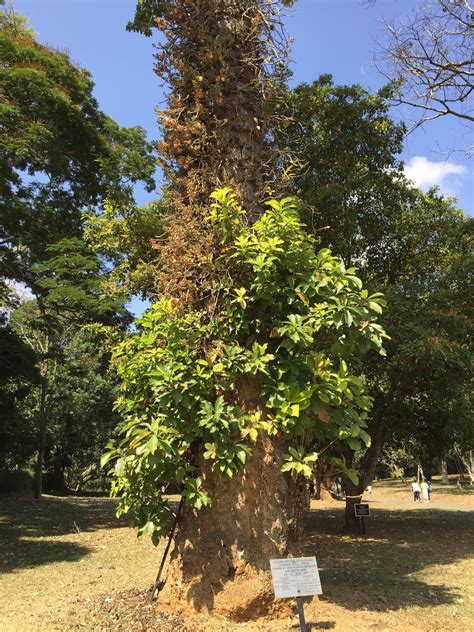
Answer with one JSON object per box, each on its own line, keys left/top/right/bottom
{"left": 0, "top": 1, "right": 156, "bottom": 303}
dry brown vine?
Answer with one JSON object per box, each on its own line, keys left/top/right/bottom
{"left": 135, "top": 0, "right": 296, "bottom": 307}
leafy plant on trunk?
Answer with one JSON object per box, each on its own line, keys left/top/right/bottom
{"left": 104, "top": 188, "right": 387, "bottom": 608}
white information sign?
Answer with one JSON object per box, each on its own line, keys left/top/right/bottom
{"left": 270, "top": 557, "right": 322, "bottom": 599}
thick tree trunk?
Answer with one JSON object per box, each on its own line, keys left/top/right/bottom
{"left": 144, "top": 1, "right": 297, "bottom": 618}
{"left": 34, "top": 381, "right": 48, "bottom": 499}
{"left": 342, "top": 411, "right": 385, "bottom": 534}
{"left": 159, "top": 435, "right": 306, "bottom": 619}
{"left": 440, "top": 459, "right": 449, "bottom": 484}
{"left": 341, "top": 475, "right": 363, "bottom": 535}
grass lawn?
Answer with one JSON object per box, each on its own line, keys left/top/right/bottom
{"left": 0, "top": 480, "right": 472, "bottom": 631}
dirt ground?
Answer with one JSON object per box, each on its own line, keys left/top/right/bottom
{"left": 0, "top": 478, "right": 472, "bottom": 631}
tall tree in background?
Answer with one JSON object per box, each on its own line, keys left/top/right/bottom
{"left": 283, "top": 76, "right": 473, "bottom": 531}
{"left": 0, "top": 0, "right": 156, "bottom": 305}
{"left": 0, "top": 2, "right": 155, "bottom": 496}
{"left": 9, "top": 301, "right": 66, "bottom": 498}
{"left": 0, "top": 314, "right": 39, "bottom": 467}
{"left": 9, "top": 301, "right": 120, "bottom": 496}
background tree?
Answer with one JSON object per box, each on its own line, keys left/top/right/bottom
{"left": 0, "top": 3, "right": 156, "bottom": 495}
{"left": 9, "top": 301, "right": 120, "bottom": 496}
{"left": 283, "top": 75, "right": 473, "bottom": 531}
{"left": 376, "top": 0, "right": 474, "bottom": 151}
{"left": 0, "top": 314, "right": 39, "bottom": 468}
{"left": 38, "top": 326, "right": 120, "bottom": 493}
{"left": 280, "top": 75, "right": 406, "bottom": 265}
{"left": 0, "top": 1, "right": 156, "bottom": 304}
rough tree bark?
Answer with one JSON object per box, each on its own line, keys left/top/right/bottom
{"left": 160, "top": 372, "right": 308, "bottom": 618}
{"left": 138, "top": 0, "right": 302, "bottom": 617}
{"left": 160, "top": 436, "right": 307, "bottom": 618}
{"left": 343, "top": 410, "right": 385, "bottom": 534}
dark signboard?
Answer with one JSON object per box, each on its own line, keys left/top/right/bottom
{"left": 354, "top": 503, "right": 370, "bottom": 517}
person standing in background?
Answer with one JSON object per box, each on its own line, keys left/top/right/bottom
{"left": 411, "top": 479, "right": 421, "bottom": 502}
{"left": 420, "top": 480, "right": 430, "bottom": 503}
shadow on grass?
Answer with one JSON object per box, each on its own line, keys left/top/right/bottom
{"left": 302, "top": 506, "right": 472, "bottom": 614}
{"left": 0, "top": 538, "right": 91, "bottom": 572}
{"left": 0, "top": 494, "right": 123, "bottom": 573}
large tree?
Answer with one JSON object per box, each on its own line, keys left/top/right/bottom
{"left": 0, "top": 3, "right": 155, "bottom": 496}
{"left": 103, "top": 0, "right": 387, "bottom": 619}
{"left": 0, "top": 314, "right": 39, "bottom": 468}
{"left": 9, "top": 301, "right": 120, "bottom": 495}
{"left": 0, "top": 1, "right": 156, "bottom": 303}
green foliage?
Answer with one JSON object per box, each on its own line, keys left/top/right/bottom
{"left": 84, "top": 200, "right": 165, "bottom": 300}
{"left": 31, "top": 237, "right": 131, "bottom": 326}
{"left": 0, "top": 317, "right": 40, "bottom": 467}
{"left": 281, "top": 75, "right": 405, "bottom": 267}
{"left": 104, "top": 189, "right": 387, "bottom": 542}
{"left": 44, "top": 327, "right": 121, "bottom": 489}
{"left": 0, "top": 6, "right": 155, "bottom": 302}
{"left": 284, "top": 76, "right": 473, "bottom": 488}
{"left": 127, "top": 0, "right": 168, "bottom": 36}
{"left": 6, "top": 301, "right": 121, "bottom": 486}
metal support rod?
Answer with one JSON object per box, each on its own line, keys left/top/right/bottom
{"left": 359, "top": 516, "right": 366, "bottom": 536}
{"left": 152, "top": 496, "right": 184, "bottom": 599}
{"left": 295, "top": 596, "right": 307, "bottom": 632}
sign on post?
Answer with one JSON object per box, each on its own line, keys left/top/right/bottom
{"left": 354, "top": 503, "right": 370, "bottom": 517}
{"left": 270, "top": 557, "right": 322, "bottom": 598}
{"left": 270, "top": 557, "right": 322, "bottom": 632}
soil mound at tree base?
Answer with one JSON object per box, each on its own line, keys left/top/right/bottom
{"left": 158, "top": 568, "right": 303, "bottom": 622}
{"left": 90, "top": 586, "right": 320, "bottom": 630}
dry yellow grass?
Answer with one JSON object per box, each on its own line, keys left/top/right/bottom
{"left": 0, "top": 480, "right": 472, "bottom": 631}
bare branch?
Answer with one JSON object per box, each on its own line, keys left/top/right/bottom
{"left": 376, "top": 0, "right": 474, "bottom": 154}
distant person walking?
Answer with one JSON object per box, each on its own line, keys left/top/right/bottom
{"left": 426, "top": 480, "right": 432, "bottom": 501}
{"left": 366, "top": 485, "right": 372, "bottom": 498}
{"left": 420, "top": 480, "right": 430, "bottom": 503}
{"left": 411, "top": 480, "right": 421, "bottom": 502}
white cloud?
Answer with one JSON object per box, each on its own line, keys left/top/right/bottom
{"left": 404, "top": 156, "right": 466, "bottom": 193}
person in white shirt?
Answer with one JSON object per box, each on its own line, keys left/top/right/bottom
{"left": 411, "top": 480, "right": 421, "bottom": 502}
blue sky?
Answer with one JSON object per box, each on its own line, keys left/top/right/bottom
{"left": 16, "top": 0, "right": 473, "bottom": 208}
{"left": 15, "top": 0, "right": 473, "bottom": 314}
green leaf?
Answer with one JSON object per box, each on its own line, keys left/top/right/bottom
{"left": 290, "top": 403, "right": 300, "bottom": 417}
{"left": 147, "top": 434, "right": 159, "bottom": 454}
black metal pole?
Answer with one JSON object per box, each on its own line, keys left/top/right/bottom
{"left": 295, "top": 596, "right": 307, "bottom": 632}
{"left": 152, "top": 496, "right": 184, "bottom": 599}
